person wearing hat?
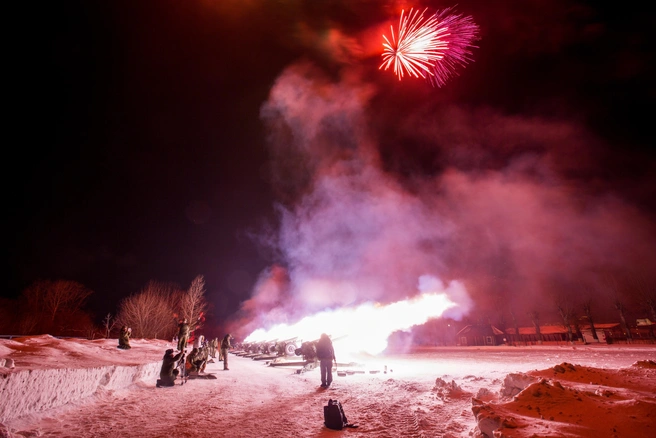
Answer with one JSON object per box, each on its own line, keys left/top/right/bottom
{"left": 157, "top": 348, "right": 184, "bottom": 387}
{"left": 220, "top": 334, "right": 232, "bottom": 370}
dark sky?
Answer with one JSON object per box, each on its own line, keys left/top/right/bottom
{"left": 7, "top": 0, "right": 655, "bottom": 330}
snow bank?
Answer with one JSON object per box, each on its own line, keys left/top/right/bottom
{"left": 0, "top": 361, "right": 160, "bottom": 423}
{"left": 471, "top": 361, "right": 656, "bottom": 437}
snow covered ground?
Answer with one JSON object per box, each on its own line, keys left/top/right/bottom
{"left": 1, "top": 335, "right": 654, "bottom": 437}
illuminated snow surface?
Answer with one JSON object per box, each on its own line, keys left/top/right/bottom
{"left": 1, "top": 335, "right": 654, "bottom": 437}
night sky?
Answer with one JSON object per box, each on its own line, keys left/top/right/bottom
{"left": 7, "top": 0, "right": 655, "bottom": 330}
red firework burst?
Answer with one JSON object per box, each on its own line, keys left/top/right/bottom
{"left": 379, "top": 8, "right": 447, "bottom": 80}
{"left": 380, "top": 7, "right": 479, "bottom": 87}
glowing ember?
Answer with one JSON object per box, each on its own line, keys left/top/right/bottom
{"left": 244, "top": 291, "right": 458, "bottom": 357}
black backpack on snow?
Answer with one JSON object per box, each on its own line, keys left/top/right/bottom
{"left": 324, "top": 399, "right": 358, "bottom": 430}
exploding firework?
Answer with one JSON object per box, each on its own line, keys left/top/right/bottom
{"left": 428, "top": 7, "right": 480, "bottom": 87}
{"left": 380, "top": 7, "right": 479, "bottom": 87}
{"left": 379, "top": 8, "right": 447, "bottom": 80}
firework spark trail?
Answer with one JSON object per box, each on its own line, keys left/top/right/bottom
{"left": 428, "top": 7, "right": 480, "bottom": 87}
{"left": 380, "top": 7, "right": 480, "bottom": 87}
{"left": 379, "top": 8, "right": 447, "bottom": 80}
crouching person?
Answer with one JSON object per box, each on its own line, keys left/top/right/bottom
{"left": 157, "top": 348, "right": 184, "bottom": 387}
{"left": 186, "top": 347, "right": 207, "bottom": 376}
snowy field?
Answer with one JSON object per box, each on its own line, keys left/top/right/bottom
{"left": 1, "top": 335, "right": 655, "bottom": 437}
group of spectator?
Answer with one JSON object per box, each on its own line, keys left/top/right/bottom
{"left": 119, "top": 318, "right": 337, "bottom": 390}
{"left": 116, "top": 317, "right": 234, "bottom": 388}
{"left": 156, "top": 318, "right": 233, "bottom": 387}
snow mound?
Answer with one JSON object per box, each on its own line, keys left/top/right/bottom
{"left": 633, "top": 360, "right": 656, "bottom": 369}
{"left": 472, "top": 362, "right": 656, "bottom": 437}
{"left": 0, "top": 362, "right": 161, "bottom": 422}
{"left": 499, "top": 372, "right": 536, "bottom": 398}
{"left": 433, "top": 376, "right": 468, "bottom": 399}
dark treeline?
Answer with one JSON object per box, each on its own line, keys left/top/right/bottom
{"left": 0, "top": 275, "right": 210, "bottom": 340}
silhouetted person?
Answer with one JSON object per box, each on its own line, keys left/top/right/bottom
{"left": 157, "top": 348, "right": 184, "bottom": 387}
{"left": 209, "top": 337, "right": 218, "bottom": 358}
{"left": 118, "top": 326, "right": 132, "bottom": 350}
{"left": 177, "top": 317, "right": 201, "bottom": 352}
{"left": 221, "top": 334, "right": 232, "bottom": 370}
{"left": 315, "top": 333, "right": 336, "bottom": 388}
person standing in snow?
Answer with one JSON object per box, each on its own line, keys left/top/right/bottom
{"left": 118, "top": 326, "right": 131, "bottom": 350}
{"left": 209, "top": 337, "right": 218, "bottom": 358}
{"left": 220, "top": 334, "right": 232, "bottom": 370}
{"left": 315, "top": 333, "right": 336, "bottom": 388}
{"left": 177, "top": 317, "right": 201, "bottom": 352}
{"left": 177, "top": 319, "right": 190, "bottom": 351}
{"left": 193, "top": 334, "right": 204, "bottom": 350}
{"left": 157, "top": 348, "right": 184, "bottom": 387}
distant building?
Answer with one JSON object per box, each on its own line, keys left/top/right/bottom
{"left": 502, "top": 325, "right": 576, "bottom": 345}
{"left": 456, "top": 321, "right": 655, "bottom": 346}
{"left": 455, "top": 325, "right": 505, "bottom": 346}
{"left": 579, "top": 323, "right": 621, "bottom": 344}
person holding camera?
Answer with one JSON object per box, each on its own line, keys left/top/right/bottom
{"left": 157, "top": 348, "right": 184, "bottom": 387}
{"left": 118, "top": 326, "right": 132, "bottom": 350}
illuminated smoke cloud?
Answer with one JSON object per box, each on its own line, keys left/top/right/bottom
{"left": 231, "top": 62, "right": 475, "bottom": 337}
{"left": 243, "top": 275, "right": 470, "bottom": 356}
{"left": 231, "top": 6, "right": 656, "bottom": 337}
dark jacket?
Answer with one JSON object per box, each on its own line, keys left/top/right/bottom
{"left": 178, "top": 322, "right": 190, "bottom": 338}
{"left": 221, "top": 335, "right": 231, "bottom": 350}
{"left": 118, "top": 326, "right": 131, "bottom": 349}
{"left": 160, "top": 350, "right": 184, "bottom": 380}
{"left": 178, "top": 318, "right": 201, "bottom": 338}
{"left": 315, "top": 334, "right": 335, "bottom": 361}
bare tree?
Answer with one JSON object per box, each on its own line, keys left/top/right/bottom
{"left": 41, "top": 280, "right": 92, "bottom": 322}
{"left": 20, "top": 280, "right": 93, "bottom": 335}
{"left": 103, "top": 313, "right": 117, "bottom": 339}
{"left": 604, "top": 275, "right": 633, "bottom": 342}
{"left": 582, "top": 298, "right": 599, "bottom": 342}
{"left": 555, "top": 299, "right": 575, "bottom": 344}
{"left": 528, "top": 311, "right": 543, "bottom": 344}
{"left": 117, "top": 281, "right": 179, "bottom": 339}
{"left": 509, "top": 306, "right": 522, "bottom": 346}
{"left": 614, "top": 299, "right": 633, "bottom": 342}
{"left": 179, "top": 275, "right": 208, "bottom": 332}
{"left": 18, "top": 311, "right": 40, "bottom": 335}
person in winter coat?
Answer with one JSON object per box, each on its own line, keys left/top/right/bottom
{"left": 220, "top": 334, "right": 232, "bottom": 370}
{"left": 118, "top": 326, "right": 132, "bottom": 350}
{"left": 177, "top": 319, "right": 190, "bottom": 351}
{"left": 176, "top": 317, "right": 202, "bottom": 352}
{"left": 186, "top": 348, "right": 201, "bottom": 375}
{"left": 209, "top": 337, "right": 218, "bottom": 358}
{"left": 315, "top": 333, "right": 336, "bottom": 388}
{"left": 157, "top": 348, "right": 184, "bottom": 387}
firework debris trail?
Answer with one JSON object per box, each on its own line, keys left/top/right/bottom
{"left": 380, "top": 6, "right": 480, "bottom": 87}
